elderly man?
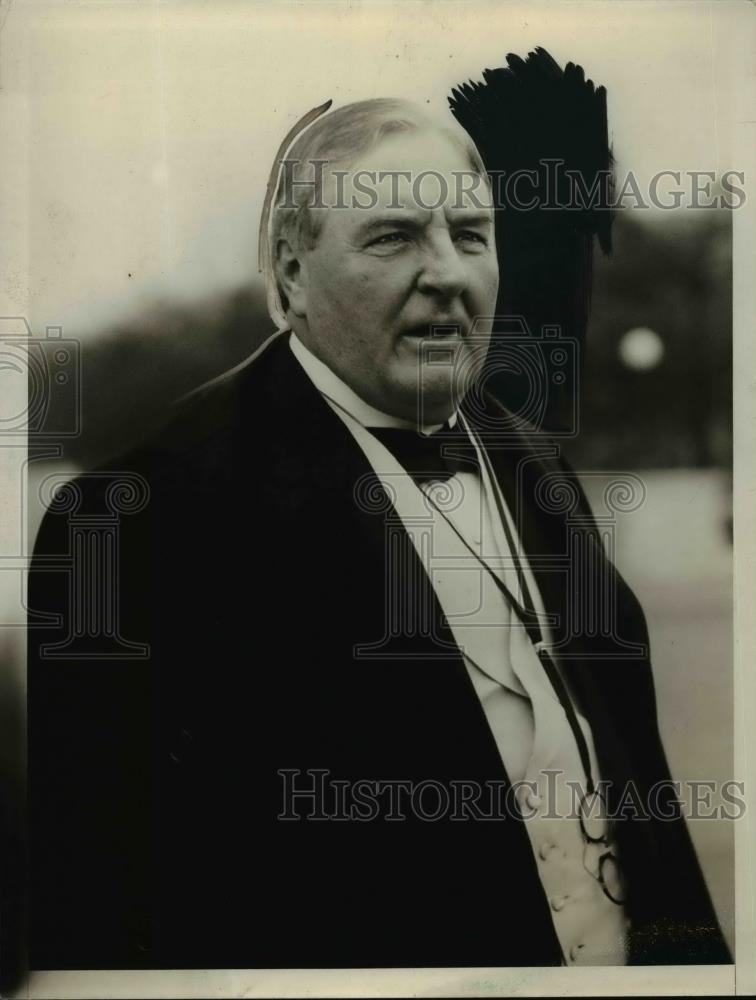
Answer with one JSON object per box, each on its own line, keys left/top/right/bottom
{"left": 28, "top": 99, "right": 728, "bottom": 970}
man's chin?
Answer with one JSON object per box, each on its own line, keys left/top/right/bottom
{"left": 416, "top": 391, "right": 463, "bottom": 425}
{"left": 381, "top": 376, "right": 463, "bottom": 426}
{"left": 398, "top": 335, "right": 483, "bottom": 390}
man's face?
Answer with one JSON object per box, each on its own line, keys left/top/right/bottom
{"left": 288, "top": 129, "right": 499, "bottom": 424}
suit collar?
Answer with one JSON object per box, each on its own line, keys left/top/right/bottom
{"left": 240, "top": 331, "right": 381, "bottom": 506}
{"left": 460, "top": 391, "right": 569, "bottom": 639}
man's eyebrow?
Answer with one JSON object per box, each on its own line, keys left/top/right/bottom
{"left": 356, "top": 212, "right": 428, "bottom": 235}
{"left": 356, "top": 210, "right": 492, "bottom": 235}
{"left": 448, "top": 211, "right": 493, "bottom": 227}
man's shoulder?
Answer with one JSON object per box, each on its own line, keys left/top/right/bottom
{"left": 472, "top": 388, "right": 574, "bottom": 473}
{"left": 106, "top": 332, "right": 287, "bottom": 484}
{"left": 472, "top": 388, "right": 600, "bottom": 528}
{"left": 32, "top": 333, "right": 288, "bottom": 553}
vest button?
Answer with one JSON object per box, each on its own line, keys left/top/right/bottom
{"left": 517, "top": 785, "right": 542, "bottom": 810}
{"left": 538, "top": 841, "right": 555, "bottom": 860}
{"left": 570, "top": 943, "right": 585, "bottom": 962}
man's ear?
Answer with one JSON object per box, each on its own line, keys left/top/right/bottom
{"left": 275, "top": 238, "right": 308, "bottom": 318}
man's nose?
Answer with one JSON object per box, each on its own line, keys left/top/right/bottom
{"left": 416, "top": 233, "right": 467, "bottom": 300}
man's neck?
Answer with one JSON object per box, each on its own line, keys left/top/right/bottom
{"left": 288, "top": 331, "right": 456, "bottom": 434}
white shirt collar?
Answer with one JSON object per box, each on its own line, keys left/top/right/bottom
{"left": 289, "top": 331, "right": 457, "bottom": 434}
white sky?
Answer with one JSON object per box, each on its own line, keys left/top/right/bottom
{"left": 0, "top": 0, "right": 749, "bottom": 339}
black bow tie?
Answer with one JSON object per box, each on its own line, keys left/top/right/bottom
{"left": 368, "top": 423, "right": 479, "bottom": 486}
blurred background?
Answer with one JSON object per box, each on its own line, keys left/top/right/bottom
{"left": 1, "top": 0, "right": 738, "bottom": 963}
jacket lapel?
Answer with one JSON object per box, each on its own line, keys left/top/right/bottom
{"left": 237, "top": 337, "right": 523, "bottom": 778}
{"left": 461, "top": 391, "right": 640, "bottom": 785}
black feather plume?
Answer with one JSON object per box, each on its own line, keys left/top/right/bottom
{"left": 449, "top": 47, "right": 615, "bottom": 431}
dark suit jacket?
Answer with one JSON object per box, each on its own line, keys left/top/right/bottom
{"left": 27, "top": 331, "right": 730, "bottom": 970}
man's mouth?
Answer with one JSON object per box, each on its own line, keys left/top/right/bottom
{"left": 402, "top": 322, "right": 465, "bottom": 340}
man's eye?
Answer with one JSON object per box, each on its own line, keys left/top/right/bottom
{"left": 454, "top": 230, "right": 488, "bottom": 246}
{"left": 370, "top": 232, "right": 409, "bottom": 246}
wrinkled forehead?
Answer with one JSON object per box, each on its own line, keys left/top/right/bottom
{"left": 311, "top": 128, "right": 493, "bottom": 225}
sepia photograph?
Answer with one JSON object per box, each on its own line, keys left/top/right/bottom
{"left": 1, "top": 1, "right": 754, "bottom": 997}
